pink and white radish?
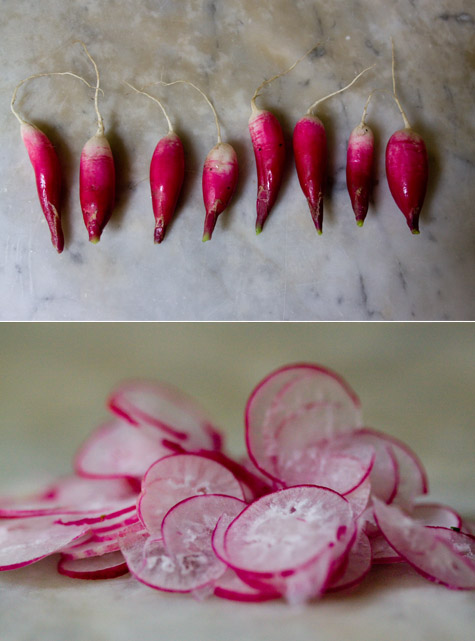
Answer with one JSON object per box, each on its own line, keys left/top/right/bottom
{"left": 57, "top": 550, "right": 128, "bottom": 580}
{"left": 249, "top": 47, "right": 318, "bottom": 234}
{"left": 78, "top": 43, "right": 116, "bottom": 243}
{"left": 386, "top": 41, "right": 428, "bottom": 234}
{"left": 125, "top": 83, "right": 184, "bottom": 243}
{"left": 346, "top": 92, "right": 375, "bottom": 226}
{"left": 294, "top": 66, "right": 373, "bottom": 234}
{"left": 156, "top": 80, "right": 238, "bottom": 241}
{"left": 11, "top": 71, "right": 92, "bottom": 252}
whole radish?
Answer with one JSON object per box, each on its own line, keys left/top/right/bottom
{"left": 294, "top": 66, "right": 373, "bottom": 234}
{"left": 157, "top": 80, "right": 238, "bottom": 241}
{"left": 11, "top": 71, "right": 93, "bottom": 252}
{"left": 78, "top": 43, "right": 116, "bottom": 243}
{"left": 125, "top": 83, "right": 184, "bottom": 243}
{"left": 346, "top": 92, "right": 375, "bottom": 226}
{"left": 249, "top": 46, "right": 318, "bottom": 234}
{"left": 385, "top": 41, "right": 428, "bottom": 234}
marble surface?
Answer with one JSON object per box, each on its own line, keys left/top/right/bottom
{"left": 0, "top": 0, "right": 474, "bottom": 319}
{"left": 0, "top": 323, "right": 474, "bottom": 640}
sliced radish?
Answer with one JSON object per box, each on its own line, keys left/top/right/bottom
{"left": 373, "top": 498, "right": 475, "bottom": 589}
{"left": 0, "top": 476, "right": 138, "bottom": 519}
{"left": 245, "top": 364, "right": 362, "bottom": 481}
{"left": 107, "top": 379, "right": 223, "bottom": 451}
{"left": 57, "top": 550, "right": 128, "bottom": 580}
{"left": 370, "top": 534, "right": 403, "bottom": 564}
{"left": 138, "top": 454, "right": 244, "bottom": 535}
{"left": 61, "top": 521, "right": 144, "bottom": 560}
{"left": 328, "top": 529, "right": 372, "bottom": 592}
{"left": 223, "top": 485, "right": 355, "bottom": 579}
{"left": 344, "top": 477, "right": 372, "bottom": 519}
{"left": 412, "top": 503, "right": 462, "bottom": 529}
{"left": 213, "top": 568, "right": 280, "bottom": 602}
{"left": 74, "top": 418, "right": 170, "bottom": 480}
{"left": 0, "top": 516, "right": 89, "bottom": 570}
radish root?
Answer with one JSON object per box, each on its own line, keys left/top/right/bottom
{"left": 124, "top": 82, "right": 174, "bottom": 134}
{"left": 390, "top": 39, "right": 411, "bottom": 129}
{"left": 151, "top": 80, "right": 222, "bottom": 144}
{"left": 306, "top": 65, "right": 375, "bottom": 115}
{"left": 76, "top": 40, "right": 105, "bottom": 135}
{"left": 11, "top": 72, "right": 95, "bottom": 126}
{"left": 251, "top": 43, "right": 323, "bottom": 114}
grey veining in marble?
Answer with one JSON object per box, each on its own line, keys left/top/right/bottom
{"left": 0, "top": 0, "right": 474, "bottom": 319}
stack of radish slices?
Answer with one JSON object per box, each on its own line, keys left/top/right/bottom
{"left": 1, "top": 364, "right": 473, "bottom": 603}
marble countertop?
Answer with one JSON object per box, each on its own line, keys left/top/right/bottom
{"left": 1, "top": 0, "right": 474, "bottom": 319}
{"left": 0, "top": 323, "right": 474, "bottom": 640}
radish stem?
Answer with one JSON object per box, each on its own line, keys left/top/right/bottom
{"left": 152, "top": 80, "right": 222, "bottom": 144}
{"left": 11, "top": 72, "right": 94, "bottom": 126}
{"left": 251, "top": 43, "right": 322, "bottom": 114}
{"left": 124, "top": 82, "right": 174, "bottom": 134}
{"left": 391, "top": 38, "right": 411, "bottom": 129}
{"left": 306, "top": 65, "right": 375, "bottom": 115}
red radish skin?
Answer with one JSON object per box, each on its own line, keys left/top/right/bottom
{"left": 249, "top": 108, "right": 285, "bottom": 234}
{"left": 150, "top": 132, "right": 185, "bottom": 243}
{"left": 80, "top": 133, "right": 115, "bottom": 243}
{"left": 385, "top": 129, "right": 428, "bottom": 233}
{"left": 20, "top": 123, "right": 64, "bottom": 252}
{"left": 202, "top": 142, "right": 238, "bottom": 241}
{"left": 346, "top": 123, "right": 374, "bottom": 226}
{"left": 293, "top": 115, "right": 327, "bottom": 234}
{"left": 295, "top": 65, "right": 373, "bottom": 233}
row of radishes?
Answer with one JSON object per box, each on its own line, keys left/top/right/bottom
{"left": 12, "top": 42, "right": 428, "bottom": 253}
{"left": 0, "top": 364, "right": 473, "bottom": 603}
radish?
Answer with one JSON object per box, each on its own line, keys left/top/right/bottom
{"left": 346, "top": 92, "right": 375, "bottom": 226}
{"left": 386, "top": 41, "right": 428, "bottom": 233}
{"left": 155, "top": 80, "right": 238, "bottom": 241}
{"left": 249, "top": 46, "right": 318, "bottom": 234}
{"left": 57, "top": 550, "right": 129, "bottom": 580}
{"left": 125, "top": 83, "right": 184, "bottom": 243}
{"left": 293, "top": 66, "right": 373, "bottom": 234}
{"left": 78, "top": 42, "right": 116, "bottom": 243}
{"left": 11, "top": 71, "right": 93, "bottom": 252}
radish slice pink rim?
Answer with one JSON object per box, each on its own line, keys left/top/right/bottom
{"left": 57, "top": 551, "right": 129, "bottom": 580}
{"left": 244, "top": 363, "right": 361, "bottom": 481}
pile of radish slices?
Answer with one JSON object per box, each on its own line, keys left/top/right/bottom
{"left": 1, "top": 364, "right": 473, "bottom": 603}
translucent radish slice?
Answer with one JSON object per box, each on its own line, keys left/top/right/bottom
{"left": 328, "top": 529, "right": 372, "bottom": 591}
{"left": 344, "top": 477, "right": 371, "bottom": 518}
{"left": 213, "top": 568, "right": 280, "bottom": 602}
{"left": 138, "top": 454, "right": 244, "bottom": 535}
{"left": 224, "top": 485, "right": 355, "bottom": 576}
{"left": 353, "top": 427, "right": 429, "bottom": 506}
{"left": 0, "top": 516, "right": 89, "bottom": 570}
{"left": 162, "top": 494, "right": 246, "bottom": 557}
{"left": 370, "top": 534, "right": 403, "bottom": 564}
{"left": 349, "top": 430, "right": 400, "bottom": 503}
{"left": 245, "top": 364, "right": 362, "bottom": 481}
{"left": 0, "top": 476, "right": 138, "bottom": 518}
{"left": 373, "top": 498, "right": 475, "bottom": 589}
{"left": 108, "top": 379, "right": 223, "bottom": 451}
{"left": 57, "top": 550, "right": 129, "bottom": 579}
{"left": 412, "top": 503, "right": 462, "bottom": 529}
{"left": 120, "top": 532, "right": 222, "bottom": 594}
{"left": 74, "top": 419, "right": 170, "bottom": 480}
{"left": 61, "top": 521, "right": 144, "bottom": 560}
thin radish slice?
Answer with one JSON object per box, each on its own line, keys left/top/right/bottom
{"left": 412, "top": 503, "right": 462, "bottom": 529}
{"left": 138, "top": 454, "right": 244, "bottom": 535}
{"left": 120, "top": 532, "right": 221, "bottom": 594}
{"left": 245, "top": 364, "right": 362, "bottom": 481}
{"left": 213, "top": 568, "right": 280, "bottom": 602}
{"left": 74, "top": 418, "right": 170, "bottom": 480}
{"left": 61, "top": 521, "right": 144, "bottom": 560}
{"left": 349, "top": 431, "right": 399, "bottom": 503}
{"left": 345, "top": 477, "right": 372, "bottom": 518}
{"left": 224, "top": 485, "right": 355, "bottom": 576}
{"left": 57, "top": 550, "right": 128, "bottom": 580}
{"left": 328, "top": 529, "right": 372, "bottom": 592}
{"left": 107, "top": 379, "right": 223, "bottom": 451}
{"left": 56, "top": 504, "right": 137, "bottom": 527}
{"left": 352, "top": 428, "right": 428, "bottom": 506}
{"left": 0, "top": 476, "right": 138, "bottom": 519}
{"left": 373, "top": 498, "right": 475, "bottom": 589}
{"left": 0, "top": 516, "right": 89, "bottom": 570}
{"left": 370, "top": 534, "right": 403, "bottom": 564}
{"left": 162, "top": 494, "right": 246, "bottom": 557}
